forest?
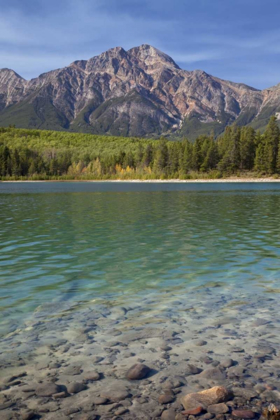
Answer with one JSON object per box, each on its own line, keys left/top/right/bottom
{"left": 1, "top": 116, "right": 280, "bottom": 180}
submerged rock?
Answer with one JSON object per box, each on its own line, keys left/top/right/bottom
{"left": 161, "top": 409, "right": 177, "bottom": 420}
{"left": 220, "top": 358, "right": 234, "bottom": 368}
{"left": 67, "top": 382, "right": 86, "bottom": 394}
{"left": 232, "top": 410, "right": 256, "bottom": 418}
{"left": 181, "top": 386, "right": 232, "bottom": 411}
{"left": 185, "top": 364, "right": 202, "bottom": 376}
{"left": 35, "top": 382, "right": 60, "bottom": 397}
{"left": 84, "top": 371, "right": 100, "bottom": 381}
{"left": 182, "top": 406, "right": 205, "bottom": 416}
{"left": 63, "top": 365, "right": 82, "bottom": 375}
{"left": 158, "top": 393, "right": 175, "bottom": 404}
{"left": 200, "top": 367, "right": 226, "bottom": 381}
{"left": 207, "top": 403, "right": 229, "bottom": 414}
{"left": 100, "top": 389, "right": 131, "bottom": 402}
{"left": 194, "top": 339, "right": 207, "bottom": 346}
{"left": 126, "top": 363, "right": 151, "bottom": 380}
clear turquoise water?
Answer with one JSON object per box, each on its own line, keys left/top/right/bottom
{"left": 1, "top": 182, "right": 280, "bottom": 335}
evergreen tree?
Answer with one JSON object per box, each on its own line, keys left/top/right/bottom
{"left": 153, "top": 140, "right": 168, "bottom": 175}
{"left": 276, "top": 146, "right": 280, "bottom": 174}
{"left": 11, "top": 149, "right": 22, "bottom": 176}
{"left": 263, "top": 116, "right": 280, "bottom": 174}
{"left": 142, "top": 144, "right": 153, "bottom": 167}
{"left": 179, "top": 140, "right": 193, "bottom": 175}
{"left": 240, "top": 127, "right": 256, "bottom": 170}
{"left": 135, "top": 144, "right": 144, "bottom": 167}
{"left": 218, "top": 126, "right": 240, "bottom": 173}
{"left": 0, "top": 145, "right": 10, "bottom": 176}
{"left": 167, "top": 143, "right": 180, "bottom": 176}
{"left": 201, "top": 141, "right": 219, "bottom": 172}
{"left": 254, "top": 141, "right": 266, "bottom": 173}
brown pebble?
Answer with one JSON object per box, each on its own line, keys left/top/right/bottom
{"left": 158, "top": 393, "right": 175, "bottom": 404}
{"left": 115, "top": 407, "right": 128, "bottom": 415}
{"left": 126, "top": 363, "right": 151, "bottom": 380}
{"left": 92, "top": 397, "right": 108, "bottom": 405}
{"left": 21, "top": 411, "right": 36, "bottom": 420}
{"left": 182, "top": 406, "right": 204, "bottom": 416}
{"left": 207, "top": 403, "right": 229, "bottom": 414}
{"left": 161, "top": 409, "right": 177, "bottom": 420}
{"left": 53, "top": 391, "right": 68, "bottom": 399}
{"left": 232, "top": 410, "right": 256, "bottom": 418}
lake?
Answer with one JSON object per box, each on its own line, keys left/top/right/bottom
{"left": 1, "top": 182, "right": 280, "bottom": 418}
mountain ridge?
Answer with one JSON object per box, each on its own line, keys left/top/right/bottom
{"left": 0, "top": 44, "right": 279, "bottom": 139}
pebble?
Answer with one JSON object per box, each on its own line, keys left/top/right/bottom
{"left": 67, "top": 382, "right": 86, "bottom": 394}
{"left": 161, "top": 409, "right": 177, "bottom": 420}
{"left": 63, "top": 364, "right": 83, "bottom": 375}
{"left": 220, "top": 358, "right": 234, "bottom": 368}
{"left": 161, "top": 345, "right": 172, "bottom": 351}
{"left": 126, "top": 363, "right": 151, "bottom": 380}
{"left": 35, "top": 382, "right": 60, "bottom": 397}
{"left": 194, "top": 340, "right": 207, "bottom": 346}
{"left": 207, "top": 403, "right": 229, "bottom": 414}
{"left": 21, "top": 411, "right": 36, "bottom": 420}
{"left": 185, "top": 364, "right": 202, "bottom": 376}
{"left": 181, "top": 386, "right": 232, "bottom": 411}
{"left": 252, "top": 319, "right": 270, "bottom": 327}
{"left": 232, "top": 410, "right": 256, "bottom": 418}
{"left": 200, "top": 367, "right": 226, "bottom": 381}
{"left": 84, "top": 371, "right": 101, "bottom": 381}
{"left": 158, "top": 393, "right": 175, "bottom": 404}
{"left": 182, "top": 406, "right": 204, "bottom": 415}
{"left": 92, "top": 397, "right": 108, "bottom": 405}
{"left": 100, "top": 390, "right": 131, "bottom": 402}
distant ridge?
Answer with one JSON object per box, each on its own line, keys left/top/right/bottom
{"left": 0, "top": 44, "right": 279, "bottom": 139}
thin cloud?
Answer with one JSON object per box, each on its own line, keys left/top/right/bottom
{"left": 172, "top": 51, "right": 223, "bottom": 64}
{"left": 0, "top": 0, "right": 280, "bottom": 88}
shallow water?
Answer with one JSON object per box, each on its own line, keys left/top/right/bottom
{"left": 1, "top": 182, "right": 280, "bottom": 335}
{"left": 1, "top": 183, "right": 280, "bottom": 419}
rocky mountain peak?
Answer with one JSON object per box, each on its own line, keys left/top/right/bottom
{"left": 84, "top": 46, "right": 130, "bottom": 75}
{"left": 0, "top": 68, "right": 25, "bottom": 81}
{"left": 0, "top": 44, "right": 279, "bottom": 138}
{"left": 128, "top": 44, "right": 180, "bottom": 71}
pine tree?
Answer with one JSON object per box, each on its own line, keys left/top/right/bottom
{"left": 11, "top": 149, "right": 22, "bottom": 176}
{"left": 179, "top": 140, "right": 193, "bottom": 175}
{"left": 263, "top": 116, "right": 280, "bottom": 174}
{"left": 153, "top": 140, "right": 168, "bottom": 175}
{"left": 142, "top": 144, "right": 153, "bottom": 167}
{"left": 254, "top": 141, "right": 266, "bottom": 173}
{"left": 218, "top": 126, "right": 241, "bottom": 173}
{"left": 167, "top": 143, "right": 180, "bottom": 176}
{"left": 240, "top": 126, "right": 256, "bottom": 170}
{"left": 201, "top": 141, "right": 219, "bottom": 172}
{"left": 0, "top": 145, "right": 10, "bottom": 176}
{"left": 276, "top": 146, "right": 280, "bottom": 174}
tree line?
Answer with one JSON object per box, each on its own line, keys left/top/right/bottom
{"left": 1, "top": 116, "right": 280, "bottom": 180}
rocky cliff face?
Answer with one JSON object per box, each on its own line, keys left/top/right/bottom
{"left": 0, "top": 44, "right": 279, "bottom": 139}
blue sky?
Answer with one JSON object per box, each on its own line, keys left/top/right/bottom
{"left": 1, "top": 0, "right": 279, "bottom": 89}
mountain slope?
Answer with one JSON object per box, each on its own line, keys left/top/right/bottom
{"left": 0, "top": 44, "right": 279, "bottom": 139}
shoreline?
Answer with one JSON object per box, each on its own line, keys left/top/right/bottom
{"left": 1, "top": 177, "right": 280, "bottom": 183}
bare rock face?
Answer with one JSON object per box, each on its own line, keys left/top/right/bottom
{"left": 181, "top": 386, "right": 232, "bottom": 411}
{"left": 0, "top": 44, "right": 279, "bottom": 138}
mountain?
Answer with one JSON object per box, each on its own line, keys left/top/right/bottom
{"left": 0, "top": 44, "right": 279, "bottom": 140}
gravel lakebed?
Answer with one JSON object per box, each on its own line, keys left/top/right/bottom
{"left": 1, "top": 283, "right": 280, "bottom": 420}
